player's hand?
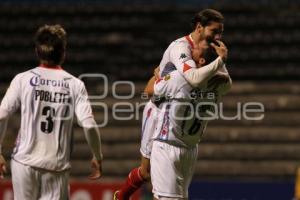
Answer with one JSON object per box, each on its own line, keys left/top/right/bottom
{"left": 207, "top": 72, "right": 230, "bottom": 90}
{"left": 154, "top": 66, "right": 160, "bottom": 80}
{"left": 210, "top": 40, "right": 228, "bottom": 62}
{"left": 88, "top": 158, "right": 102, "bottom": 180}
{"left": 0, "top": 155, "right": 7, "bottom": 179}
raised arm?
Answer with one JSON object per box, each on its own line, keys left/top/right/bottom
{"left": 209, "top": 40, "right": 232, "bottom": 95}
{"left": 170, "top": 41, "right": 226, "bottom": 88}
{"left": 207, "top": 71, "right": 232, "bottom": 96}
{"left": 143, "top": 66, "right": 160, "bottom": 96}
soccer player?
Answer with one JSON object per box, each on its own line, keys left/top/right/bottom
{"left": 0, "top": 24, "right": 103, "bottom": 200}
{"left": 159, "top": 9, "right": 224, "bottom": 87}
{"left": 114, "top": 8, "right": 225, "bottom": 200}
{"left": 151, "top": 40, "right": 231, "bottom": 200}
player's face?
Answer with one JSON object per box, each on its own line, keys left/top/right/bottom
{"left": 201, "top": 22, "right": 224, "bottom": 42}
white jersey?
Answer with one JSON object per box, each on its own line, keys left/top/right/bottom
{"left": 0, "top": 66, "right": 93, "bottom": 171}
{"left": 140, "top": 100, "right": 159, "bottom": 159}
{"left": 154, "top": 67, "right": 229, "bottom": 148}
{"left": 158, "top": 35, "right": 226, "bottom": 89}
{"left": 159, "top": 35, "right": 197, "bottom": 77}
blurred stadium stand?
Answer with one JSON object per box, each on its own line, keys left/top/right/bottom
{"left": 0, "top": 0, "right": 300, "bottom": 184}
{"left": 0, "top": 1, "right": 300, "bottom": 81}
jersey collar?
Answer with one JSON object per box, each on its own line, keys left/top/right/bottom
{"left": 39, "top": 63, "right": 62, "bottom": 70}
{"left": 185, "top": 34, "right": 195, "bottom": 49}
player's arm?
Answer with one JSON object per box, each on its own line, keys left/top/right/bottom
{"left": 220, "top": 76, "right": 232, "bottom": 95}
{"left": 83, "top": 121, "right": 103, "bottom": 179}
{"left": 185, "top": 40, "right": 230, "bottom": 90}
{"left": 214, "top": 67, "right": 232, "bottom": 95}
{"left": 0, "top": 110, "right": 9, "bottom": 155}
{"left": 207, "top": 71, "right": 232, "bottom": 95}
{"left": 0, "top": 74, "right": 22, "bottom": 178}
{"left": 209, "top": 40, "right": 232, "bottom": 95}
{"left": 212, "top": 40, "right": 230, "bottom": 76}
{"left": 153, "top": 77, "right": 168, "bottom": 97}
{"left": 218, "top": 63, "right": 229, "bottom": 74}
{"left": 170, "top": 42, "right": 225, "bottom": 88}
{"left": 154, "top": 73, "right": 177, "bottom": 98}
{"left": 75, "top": 81, "right": 103, "bottom": 179}
{"left": 143, "top": 67, "right": 159, "bottom": 96}
{"left": 0, "top": 110, "right": 8, "bottom": 179}
{"left": 144, "top": 76, "right": 156, "bottom": 96}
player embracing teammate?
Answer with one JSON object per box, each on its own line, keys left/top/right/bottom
{"left": 0, "top": 8, "right": 230, "bottom": 200}
{"left": 115, "top": 8, "right": 231, "bottom": 200}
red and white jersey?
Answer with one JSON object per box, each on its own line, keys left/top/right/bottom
{"left": 0, "top": 65, "right": 94, "bottom": 171}
{"left": 154, "top": 69, "right": 226, "bottom": 148}
{"left": 159, "top": 35, "right": 197, "bottom": 77}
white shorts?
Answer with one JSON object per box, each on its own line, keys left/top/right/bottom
{"left": 150, "top": 141, "right": 198, "bottom": 199}
{"left": 11, "top": 159, "right": 69, "bottom": 200}
{"left": 140, "top": 101, "right": 158, "bottom": 159}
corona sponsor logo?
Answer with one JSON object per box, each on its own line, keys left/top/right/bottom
{"left": 30, "top": 76, "right": 69, "bottom": 89}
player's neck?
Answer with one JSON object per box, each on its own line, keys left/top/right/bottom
{"left": 39, "top": 62, "right": 62, "bottom": 70}
{"left": 190, "top": 31, "right": 200, "bottom": 45}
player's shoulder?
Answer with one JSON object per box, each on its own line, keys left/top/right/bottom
{"left": 159, "top": 70, "right": 185, "bottom": 85}
{"left": 168, "top": 36, "right": 192, "bottom": 53}
{"left": 33, "top": 67, "right": 84, "bottom": 87}
{"left": 12, "top": 68, "right": 36, "bottom": 81}
{"left": 59, "top": 69, "right": 84, "bottom": 87}
{"left": 172, "top": 36, "right": 190, "bottom": 47}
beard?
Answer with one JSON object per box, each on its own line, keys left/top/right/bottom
{"left": 205, "top": 36, "right": 216, "bottom": 44}
{"left": 199, "top": 29, "right": 206, "bottom": 41}
{"left": 200, "top": 29, "right": 215, "bottom": 44}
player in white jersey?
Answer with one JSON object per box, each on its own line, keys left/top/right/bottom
{"left": 115, "top": 9, "right": 226, "bottom": 200}
{"left": 151, "top": 40, "right": 231, "bottom": 199}
{"left": 159, "top": 9, "right": 225, "bottom": 88}
{"left": 0, "top": 25, "right": 103, "bottom": 200}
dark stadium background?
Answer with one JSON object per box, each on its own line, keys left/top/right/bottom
{"left": 0, "top": 0, "right": 299, "bottom": 199}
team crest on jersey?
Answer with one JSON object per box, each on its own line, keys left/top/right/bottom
{"left": 179, "top": 53, "right": 187, "bottom": 59}
{"left": 164, "top": 74, "right": 171, "bottom": 81}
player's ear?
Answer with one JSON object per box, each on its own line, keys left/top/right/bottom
{"left": 195, "top": 22, "right": 203, "bottom": 33}
{"left": 199, "top": 58, "right": 206, "bottom": 65}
